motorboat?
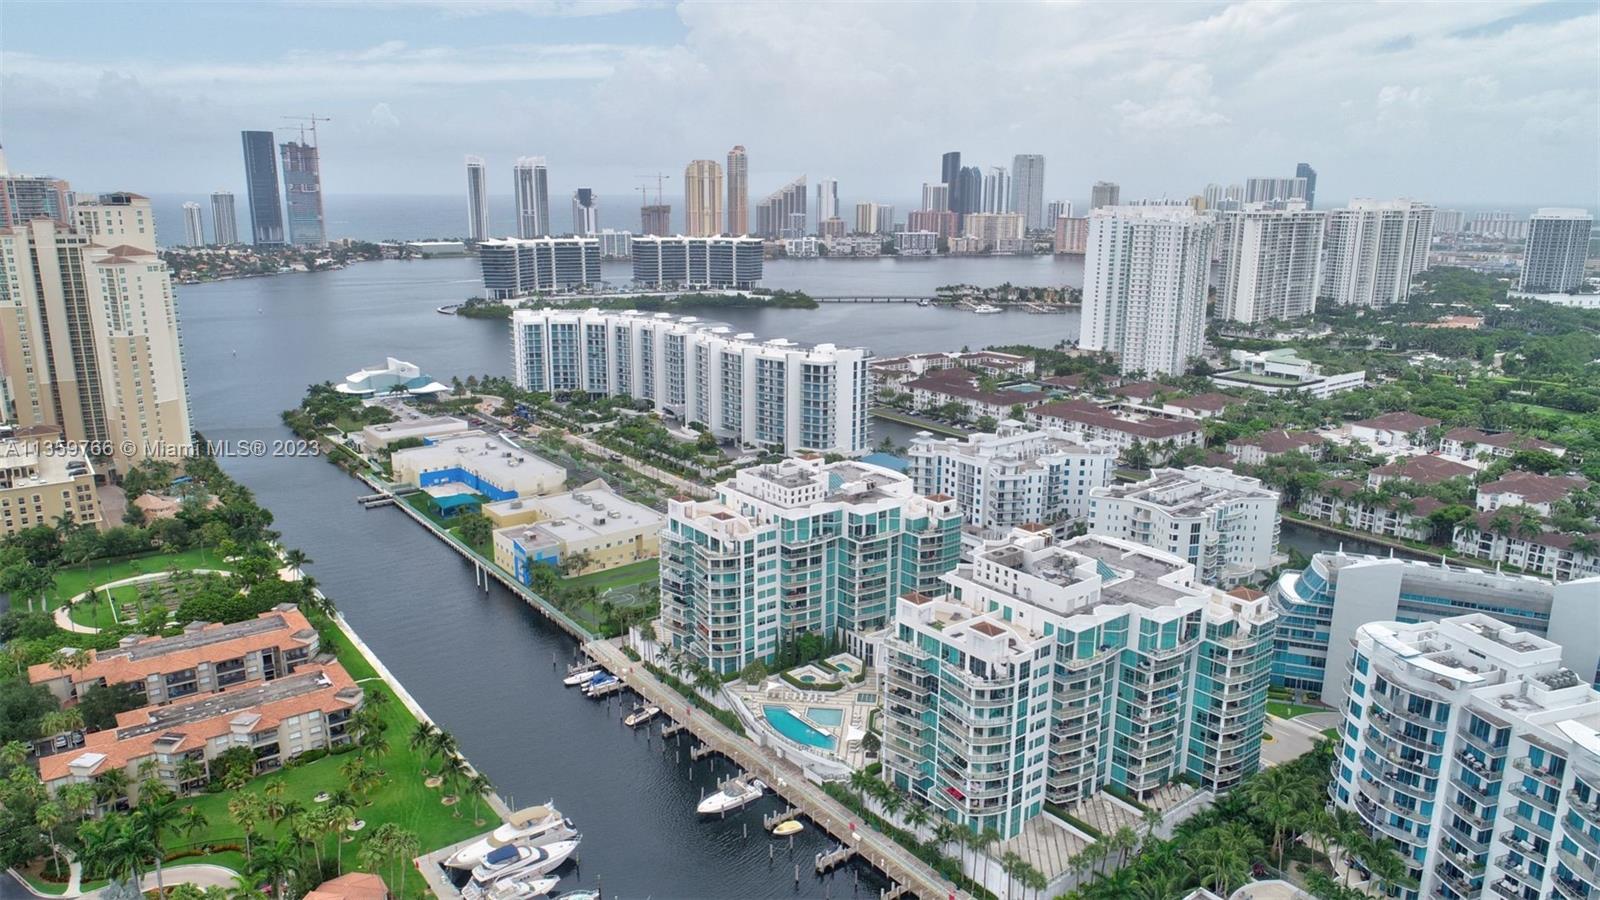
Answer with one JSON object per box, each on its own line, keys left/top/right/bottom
{"left": 772, "top": 820, "right": 804, "bottom": 836}
{"left": 917, "top": 299, "right": 931, "bottom": 307}
{"left": 582, "top": 674, "right": 618, "bottom": 696}
{"left": 971, "top": 304, "right": 1002, "bottom": 314}
{"left": 485, "top": 875, "right": 560, "bottom": 900}
{"left": 697, "top": 778, "right": 766, "bottom": 815}
{"left": 554, "top": 892, "right": 600, "bottom": 900}
{"left": 623, "top": 704, "right": 660, "bottom": 727}
{"left": 443, "top": 803, "right": 567, "bottom": 870}
{"left": 563, "top": 665, "right": 603, "bottom": 687}
{"left": 464, "top": 840, "right": 581, "bottom": 900}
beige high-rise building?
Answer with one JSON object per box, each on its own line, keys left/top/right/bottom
{"left": 726, "top": 145, "right": 748, "bottom": 235}
{"left": 0, "top": 440, "right": 101, "bottom": 536}
{"left": 0, "top": 191, "right": 192, "bottom": 477}
{"left": 684, "top": 160, "right": 724, "bottom": 238}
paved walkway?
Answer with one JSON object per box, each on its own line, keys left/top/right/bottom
{"left": 1231, "top": 879, "right": 1314, "bottom": 900}
{"left": 50, "top": 569, "right": 232, "bottom": 635}
{"left": 7, "top": 863, "right": 241, "bottom": 899}
{"left": 584, "top": 639, "right": 963, "bottom": 900}
{"left": 1263, "top": 713, "right": 1333, "bottom": 767}
{"left": 998, "top": 814, "right": 1087, "bottom": 882}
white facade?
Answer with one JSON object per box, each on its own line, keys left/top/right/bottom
{"left": 982, "top": 166, "right": 1012, "bottom": 214}
{"left": 893, "top": 231, "right": 938, "bottom": 256}
{"left": 209, "top": 192, "right": 237, "bottom": 245}
{"left": 1329, "top": 614, "right": 1600, "bottom": 900}
{"left": 465, "top": 155, "right": 489, "bottom": 241}
{"left": 1321, "top": 199, "right": 1434, "bottom": 307}
{"left": 1211, "top": 347, "right": 1366, "bottom": 398}
{"left": 571, "top": 188, "right": 600, "bottom": 236}
{"left": 906, "top": 423, "right": 1117, "bottom": 538}
{"left": 1215, "top": 203, "right": 1326, "bottom": 323}
{"left": 782, "top": 236, "right": 819, "bottom": 259}
{"left": 1242, "top": 176, "right": 1308, "bottom": 204}
{"left": 1078, "top": 206, "right": 1213, "bottom": 376}
{"left": 597, "top": 229, "right": 631, "bottom": 260}
{"left": 1088, "top": 466, "right": 1280, "bottom": 585}
{"left": 181, "top": 202, "right": 204, "bottom": 247}
{"left": 513, "top": 156, "right": 550, "bottom": 239}
{"left": 815, "top": 178, "right": 839, "bottom": 225}
{"left": 631, "top": 235, "right": 763, "bottom": 289}
{"left": 478, "top": 237, "right": 601, "bottom": 298}
{"left": 1521, "top": 208, "right": 1592, "bottom": 293}
{"left": 510, "top": 309, "right": 871, "bottom": 455}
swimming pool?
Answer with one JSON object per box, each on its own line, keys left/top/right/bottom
{"left": 806, "top": 707, "right": 844, "bottom": 727}
{"left": 763, "top": 705, "right": 836, "bottom": 749}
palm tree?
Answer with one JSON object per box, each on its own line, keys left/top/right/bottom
{"left": 902, "top": 802, "right": 931, "bottom": 841}
{"left": 177, "top": 805, "right": 208, "bottom": 847}
{"left": 439, "top": 754, "right": 469, "bottom": 815}
{"left": 466, "top": 772, "right": 493, "bottom": 826}
{"left": 975, "top": 827, "right": 1001, "bottom": 887}
{"left": 290, "top": 809, "right": 326, "bottom": 874}
{"left": 325, "top": 801, "right": 358, "bottom": 875}
{"left": 408, "top": 721, "right": 439, "bottom": 774}
{"left": 93, "top": 768, "right": 132, "bottom": 811}
{"left": 248, "top": 838, "right": 297, "bottom": 898}
{"left": 1000, "top": 850, "right": 1023, "bottom": 900}
{"left": 1248, "top": 766, "right": 1306, "bottom": 871}
{"left": 849, "top": 769, "right": 876, "bottom": 806}
{"left": 36, "top": 801, "right": 66, "bottom": 876}
{"left": 134, "top": 798, "right": 182, "bottom": 896}
{"left": 175, "top": 757, "right": 206, "bottom": 796}
{"left": 1139, "top": 806, "right": 1163, "bottom": 848}
{"left": 227, "top": 792, "right": 266, "bottom": 864}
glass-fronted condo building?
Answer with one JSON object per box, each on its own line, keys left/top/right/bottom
{"left": 661, "top": 456, "right": 962, "bottom": 675}
{"left": 1329, "top": 614, "right": 1600, "bottom": 900}
{"left": 1271, "top": 551, "right": 1600, "bottom": 706}
{"left": 510, "top": 309, "right": 871, "bottom": 456}
{"left": 480, "top": 237, "right": 602, "bottom": 298}
{"left": 632, "top": 235, "right": 763, "bottom": 289}
{"left": 880, "top": 527, "right": 1276, "bottom": 838}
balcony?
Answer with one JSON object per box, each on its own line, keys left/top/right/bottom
{"left": 1514, "top": 757, "right": 1564, "bottom": 786}
{"left": 1509, "top": 783, "right": 1558, "bottom": 814}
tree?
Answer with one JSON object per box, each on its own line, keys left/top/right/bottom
{"left": 1123, "top": 440, "right": 1151, "bottom": 471}
{"left": 134, "top": 797, "right": 183, "bottom": 896}
{"left": 78, "top": 682, "right": 146, "bottom": 732}
{"left": 227, "top": 791, "right": 266, "bottom": 863}
{"left": 0, "top": 678, "right": 56, "bottom": 743}
{"left": 466, "top": 772, "right": 493, "bottom": 826}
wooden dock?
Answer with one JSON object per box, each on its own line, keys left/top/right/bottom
{"left": 587, "top": 680, "right": 625, "bottom": 699}
{"left": 763, "top": 806, "right": 799, "bottom": 830}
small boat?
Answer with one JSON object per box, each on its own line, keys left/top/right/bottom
{"left": 972, "top": 303, "right": 1002, "bottom": 314}
{"left": 464, "top": 840, "right": 581, "bottom": 900}
{"left": 443, "top": 803, "right": 566, "bottom": 869}
{"left": 582, "top": 672, "right": 617, "bottom": 695}
{"left": 485, "top": 875, "right": 560, "bottom": 900}
{"left": 917, "top": 299, "right": 931, "bottom": 307}
{"left": 772, "top": 820, "right": 804, "bottom": 836}
{"left": 563, "top": 665, "right": 602, "bottom": 687}
{"left": 623, "top": 704, "right": 660, "bottom": 727}
{"left": 697, "top": 778, "right": 767, "bottom": 815}
{"left": 554, "top": 892, "right": 600, "bottom": 900}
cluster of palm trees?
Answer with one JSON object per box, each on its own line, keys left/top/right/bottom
{"left": 408, "top": 722, "right": 494, "bottom": 825}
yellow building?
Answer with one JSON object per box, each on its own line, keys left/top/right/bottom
{"left": 0, "top": 440, "right": 101, "bottom": 535}
{"left": 489, "top": 480, "right": 663, "bottom": 581}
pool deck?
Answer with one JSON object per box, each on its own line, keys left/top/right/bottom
{"left": 729, "top": 677, "right": 877, "bottom": 771}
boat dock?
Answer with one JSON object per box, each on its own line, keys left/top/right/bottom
{"left": 587, "top": 679, "right": 624, "bottom": 699}
{"left": 689, "top": 742, "right": 716, "bottom": 761}
{"left": 660, "top": 720, "right": 684, "bottom": 738}
{"left": 763, "top": 806, "right": 799, "bottom": 830}
{"left": 816, "top": 844, "right": 857, "bottom": 874}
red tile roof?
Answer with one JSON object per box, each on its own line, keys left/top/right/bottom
{"left": 1370, "top": 455, "right": 1475, "bottom": 484}
{"left": 1479, "top": 472, "right": 1589, "bottom": 505}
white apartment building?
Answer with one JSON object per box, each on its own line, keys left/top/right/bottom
{"left": 1214, "top": 203, "right": 1326, "bottom": 323}
{"left": 783, "top": 236, "right": 819, "bottom": 258}
{"left": 478, "top": 237, "right": 601, "bottom": 298}
{"left": 906, "top": 423, "right": 1116, "bottom": 538}
{"left": 631, "top": 235, "right": 764, "bottom": 289}
{"left": 1078, "top": 206, "right": 1213, "bottom": 376}
{"left": 510, "top": 309, "right": 871, "bottom": 455}
{"left": 661, "top": 456, "right": 962, "bottom": 674}
{"left": 1329, "top": 614, "right": 1600, "bottom": 900}
{"left": 881, "top": 528, "right": 1276, "bottom": 838}
{"left": 1520, "top": 208, "right": 1592, "bottom": 294}
{"left": 1321, "top": 199, "right": 1434, "bottom": 307}
{"left": 597, "top": 229, "right": 631, "bottom": 260}
{"left": 1088, "top": 466, "right": 1281, "bottom": 585}
{"left": 1211, "top": 347, "right": 1366, "bottom": 398}
{"left": 962, "top": 212, "right": 1026, "bottom": 253}
{"left": 181, "top": 202, "right": 204, "bottom": 247}
{"left": 893, "top": 231, "right": 937, "bottom": 256}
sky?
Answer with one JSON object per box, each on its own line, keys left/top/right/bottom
{"left": 3, "top": 0, "right": 1598, "bottom": 213}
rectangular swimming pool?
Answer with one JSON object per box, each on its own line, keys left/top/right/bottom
{"left": 806, "top": 707, "right": 844, "bottom": 727}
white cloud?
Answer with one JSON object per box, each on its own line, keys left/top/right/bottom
{"left": 367, "top": 102, "right": 401, "bottom": 129}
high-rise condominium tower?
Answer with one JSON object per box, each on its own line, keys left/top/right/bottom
{"left": 279, "top": 139, "right": 326, "bottom": 246}
{"left": 1045, "top": 200, "right": 1073, "bottom": 223}
{"left": 957, "top": 167, "right": 982, "bottom": 220}
{"left": 1244, "top": 176, "right": 1308, "bottom": 205}
{"left": 571, "top": 188, "right": 600, "bottom": 236}
{"left": 940, "top": 151, "right": 961, "bottom": 209}
{"left": 683, "top": 160, "right": 723, "bottom": 237}
{"left": 1320, "top": 199, "right": 1433, "bottom": 307}
{"left": 0, "top": 151, "right": 71, "bottom": 227}
{"left": 726, "top": 145, "right": 748, "bottom": 235}
{"left": 815, "top": 178, "right": 839, "bottom": 226}
{"left": 1090, "top": 180, "right": 1120, "bottom": 210}
{"left": 239, "top": 131, "right": 284, "bottom": 245}
{"left": 982, "top": 167, "right": 1011, "bottom": 214}
{"left": 755, "top": 177, "right": 807, "bottom": 238}
{"left": 1520, "top": 208, "right": 1592, "bottom": 293}
{"left": 920, "top": 182, "right": 949, "bottom": 212}
{"left": 209, "top": 192, "right": 237, "bottom": 245}
{"left": 640, "top": 205, "right": 671, "bottom": 237}
{"left": 1294, "top": 162, "right": 1317, "bottom": 208}
{"left": 1011, "top": 154, "right": 1046, "bottom": 230}
{"left": 0, "top": 190, "right": 191, "bottom": 475}
{"left": 1215, "top": 202, "right": 1327, "bottom": 324}
{"left": 465, "top": 156, "right": 489, "bottom": 241}
{"left": 513, "top": 157, "right": 550, "bottom": 239}
{"left": 181, "top": 202, "right": 205, "bottom": 247}
{"left": 1079, "top": 205, "right": 1213, "bottom": 376}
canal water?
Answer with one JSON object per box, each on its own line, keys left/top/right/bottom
{"left": 161, "top": 257, "right": 1095, "bottom": 899}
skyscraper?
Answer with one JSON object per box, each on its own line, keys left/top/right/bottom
{"left": 854, "top": 202, "right": 893, "bottom": 235}
{"left": 725, "top": 145, "right": 748, "bottom": 235}
{"left": 1011, "top": 154, "right": 1046, "bottom": 230}
{"left": 981, "top": 166, "right": 1011, "bottom": 214}
{"left": 940, "top": 151, "right": 961, "bottom": 209}
{"left": 1089, "top": 181, "right": 1120, "bottom": 210}
{"left": 239, "top": 130, "right": 284, "bottom": 245}
{"left": 465, "top": 155, "right": 489, "bottom": 242}
{"left": 278, "top": 139, "right": 326, "bottom": 246}
{"left": 957, "top": 166, "right": 982, "bottom": 222}
{"left": 1215, "top": 203, "right": 1327, "bottom": 324}
{"left": 683, "top": 160, "right": 723, "bottom": 237}
{"left": 181, "top": 202, "right": 204, "bottom": 247}
{"left": 640, "top": 205, "right": 671, "bottom": 237}
{"left": 0, "top": 191, "right": 191, "bottom": 475}
{"left": 1079, "top": 206, "right": 1213, "bottom": 376}
{"left": 1520, "top": 208, "right": 1592, "bottom": 293}
{"left": 1294, "top": 162, "right": 1317, "bottom": 208}
{"left": 754, "top": 177, "right": 806, "bottom": 238}
{"left": 920, "top": 182, "right": 949, "bottom": 212}
{"left": 1045, "top": 200, "right": 1073, "bottom": 222}
{"left": 1321, "top": 199, "right": 1434, "bottom": 307}
{"left": 513, "top": 157, "right": 549, "bottom": 239}
{"left": 814, "top": 178, "right": 839, "bottom": 226}
{"left": 209, "top": 191, "right": 237, "bottom": 245}
{"left": 0, "top": 149, "right": 71, "bottom": 226}
{"left": 1243, "top": 176, "right": 1308, "bottom": 205}
{"left": 571, "top": 188, "right": 600, "bottom": 236}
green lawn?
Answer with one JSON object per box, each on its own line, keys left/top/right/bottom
{"left": 66, "top": 583, "right": 143, "bottom": 630}
{"left": 48, "top": 548, "right": 219, "bottom": 610}
{"left": 157, "top": 614, "right": 496, "bottom": 897}
{"left": 1267, "top": 700, "right": 1327, "bottom": 720}
{"left": 560, "top": 558, "right": 659, "bottom": 593}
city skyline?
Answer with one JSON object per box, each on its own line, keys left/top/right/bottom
{"left": 5, "top": 3, "right": 1596, "bottom": 210}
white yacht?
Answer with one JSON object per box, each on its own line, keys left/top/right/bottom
{"left": 623, "top": 704, "right": 660, "bottom": 728}
{"left": 971, "top": 303, "right": 1002, "bottom": 314}
{"left": 562, "top": 666, "right": 602, "bottom": 687}
{"left": 464, "top": 840, "right": 581, "bottom": 900}
{"left": 696, "top": 778, "right": 766, "bottom": 815}
{"left": 485, "top": 875, "right": 560, "bottom": 900}
{"left": 581, "top": 674, "right": 618, "bottom": 696}
{"left": 444, "top": 804, "right": 568, "bottom": 870}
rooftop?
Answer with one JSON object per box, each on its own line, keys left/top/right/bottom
{"left": 391, "top": 432, "right": 566, "bottom": 490}
{"left": 1029, "top": 399, "right": 1202, "bottom": 440}
{"left": 29, "top": 608, "right": 316, "bottom": 687}
{"left": 494, "top": 481, "right": 665, "bottom": 548}
{"left": 1352, "top": 411, "right": 1441, "bottom": 432}
{"left": 1094, "top": 466, "right": 1276, "bottom": 516}
{"left": 1479, "top": 471, "right": 1588, "bottom": 504}
{"left": 1369, "top": 454, "right": 1475, "bottom": 485}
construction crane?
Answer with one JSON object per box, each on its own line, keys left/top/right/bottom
{"left": 281, "top": 114, "right": 332, "bottom": 146}
{"left": 635, "top": 172, "right": 671, "bottom": 206}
